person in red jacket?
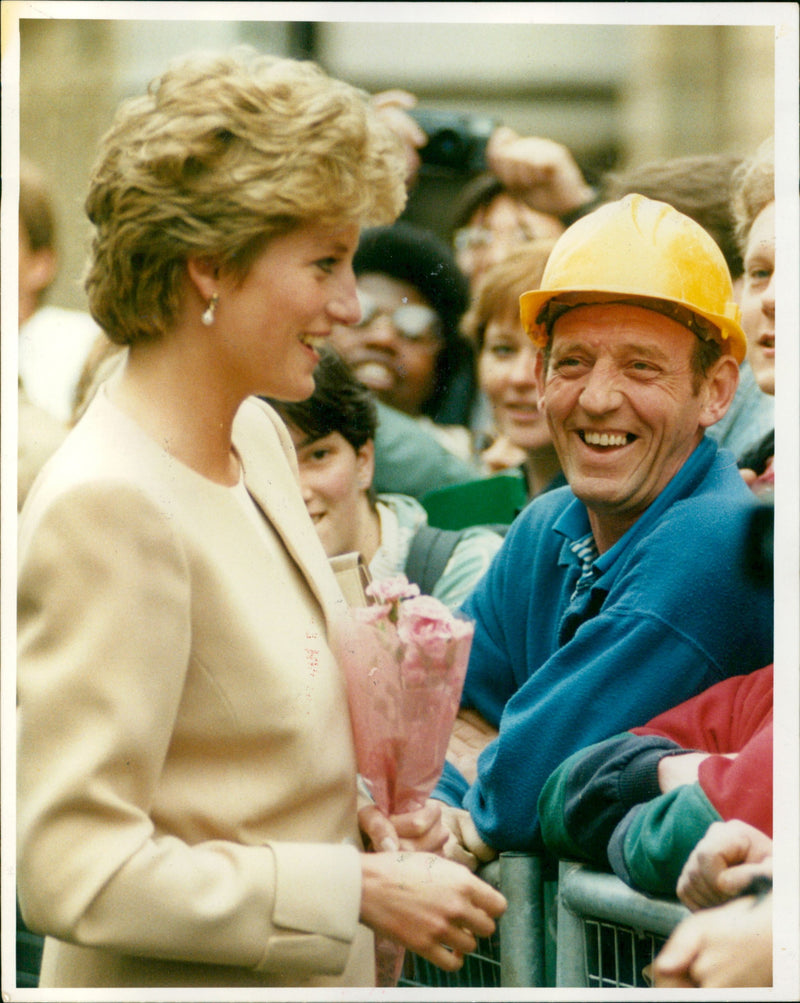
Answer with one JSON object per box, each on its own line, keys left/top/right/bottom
{"left": 537, "top": 664, "right": 772, "bottom": 898}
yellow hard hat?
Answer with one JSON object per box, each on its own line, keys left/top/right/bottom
{"left": 520, "top": 193, "right": 746, "bottom": 363}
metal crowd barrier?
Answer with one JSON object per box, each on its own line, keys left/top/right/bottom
{"left": 401, "top": 854, "right": 690, "bottom": 989}
{"left": 555, "top": 860, "right": 690, "bottom": 989}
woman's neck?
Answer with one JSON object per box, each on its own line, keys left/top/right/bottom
{"left": 107, "top": 336, "right": 242, "bottom": 486}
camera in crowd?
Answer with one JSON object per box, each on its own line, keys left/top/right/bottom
{"left": 409, "top": 108, "right": 496, "bottom": 174}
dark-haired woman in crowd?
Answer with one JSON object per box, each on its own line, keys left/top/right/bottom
{"left": 329, "top": 220, "right": 480, "bottom": 461}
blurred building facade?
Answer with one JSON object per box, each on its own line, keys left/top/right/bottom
{"left": 17, "top": 15, "right": 775, "bottom": 312}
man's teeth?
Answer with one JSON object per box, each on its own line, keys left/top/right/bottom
{"left": 583, "top": 431, "right": 628, "bottom": 447}
{"left": 302, "top": 335, "right": 325, "bottom": 348}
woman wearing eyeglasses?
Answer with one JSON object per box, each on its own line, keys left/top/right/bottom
{"left": 328, "top": 221, "right": 478, "bottom": 463}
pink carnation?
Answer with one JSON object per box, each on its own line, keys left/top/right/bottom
{"left": 366, "top": 575, "right": 420, "bottom": 606}
{"left": 398, "top": 594, "right": 472, "bottom": 643}
{"left": 354, "top": 602, "right": 392, "bottom": 625}
{"left": 397, "top": 595, "right": 473, "bottom": 684}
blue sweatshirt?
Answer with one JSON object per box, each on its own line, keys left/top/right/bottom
{"left": 434, "top": 437, "right": 773, "bottom": 851}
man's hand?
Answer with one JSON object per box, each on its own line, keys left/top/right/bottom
{"left": 677, "top": 819, "right": 773, "bottom": 911}
{"left": 437, "top": 801, "right": 497, "bottom": 872}
{"left": 652, "top": 891, "right": 772, "bottom": 988}
{"left": 485, "top": 126, "right": 595, "bottom": 217}
{"left": 371, "top": 89, "right": 427, "bottom": 189}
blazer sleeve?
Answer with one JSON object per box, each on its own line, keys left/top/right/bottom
{"left": 17, "top": 480, "right": 362, "bottom": 976}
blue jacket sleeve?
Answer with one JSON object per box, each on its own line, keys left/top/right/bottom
{"left": 433, "top": 759, "right": 471, "bottom": 807}
{"left": 465, "top": 611, "right": 729, "bottom": 851}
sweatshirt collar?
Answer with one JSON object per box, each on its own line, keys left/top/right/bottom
{"left": 554, "top": 436, "right": 719, "bottom": 572}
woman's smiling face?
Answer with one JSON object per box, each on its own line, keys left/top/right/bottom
{"left": 478, "top": 307, "right": 552, "bottom": 455}
{"left": 211, "top": 222, "right": 362, "bottom": 404}
{"left": 739, "top": 200, "right": 775, "bottom": 396}
{"left": 328, "top": 273, "right": 443, "bottom": 416}
{"left": 289, "top": 427, "right": 374, "bottom": 557}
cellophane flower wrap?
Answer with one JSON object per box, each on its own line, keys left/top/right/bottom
{"left": 334, "top": 574, "right": 475, "bottom": 985}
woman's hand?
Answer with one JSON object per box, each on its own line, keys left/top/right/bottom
{"left": 360, "top": 850, "right": 507, "bottom": 972}
{"left": 359, "top": 801, "right": 448, "bottom": 855}
{"left": 676, "top": 819, "right": 773, "bottom": 911}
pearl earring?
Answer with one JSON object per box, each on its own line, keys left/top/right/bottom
{"left": 201, "top": 293, "right": 219, "bottom": 326}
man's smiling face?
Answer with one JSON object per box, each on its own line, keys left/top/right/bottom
{"left": 536, "top": 302, "right": 711, "bottom": 547}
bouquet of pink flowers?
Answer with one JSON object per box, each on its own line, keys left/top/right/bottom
{"left": 334, "top": 574, "right": 475, "bottom": 985}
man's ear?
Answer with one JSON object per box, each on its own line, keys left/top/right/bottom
{"left": 186, "top": 255, "right": 221, "bottom": 302}
{"left": 698, "top": 354, "right": 740, "bottom": 429}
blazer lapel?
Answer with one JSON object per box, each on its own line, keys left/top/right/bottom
{"left": 232, "top": 398, "right": 346, "bottom": 621}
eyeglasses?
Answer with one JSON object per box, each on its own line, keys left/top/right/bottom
{"left": 454, "top": 225, "right": 538, "bottom": 253}
{"left": 354, "top": 290, "right": 442, "bottom": 345}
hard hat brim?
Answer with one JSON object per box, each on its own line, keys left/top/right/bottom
{"left": 520, "top": 287, "right": 747, "bottom": 364}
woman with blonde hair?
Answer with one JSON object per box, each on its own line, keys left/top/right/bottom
{"left": 16, "top": 49, "right": 505, "bottom": 990}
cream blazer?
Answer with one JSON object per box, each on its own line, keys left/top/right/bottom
{"left": 16, "top": 388, "right": 375, "bottom": 988}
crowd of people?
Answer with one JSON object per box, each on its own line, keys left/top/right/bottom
{"left": 16, "top": 45, "right": 780, "bottom": 993}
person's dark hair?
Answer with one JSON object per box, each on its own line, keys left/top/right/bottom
{"left": 447, "top": 172, "right": 506, "bottom": 237}
{"left": 600, "top": 154, "right": 745, "bottom": 279}
{"left": 353, "top": 221, "right": 474, "bottom": 424}
{"left": 266, "top": 344, "right": 377, "bottom": 452}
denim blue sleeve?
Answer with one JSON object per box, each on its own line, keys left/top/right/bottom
{"left": 431, "top": 759, "right": 470, "bottom": 806}
{"left": 465, "top": 612, "right": 732, "bottom": 852}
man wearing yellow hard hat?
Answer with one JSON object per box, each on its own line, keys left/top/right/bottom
{"left": 431, "top": 194, "right": 773, "bottom": 864}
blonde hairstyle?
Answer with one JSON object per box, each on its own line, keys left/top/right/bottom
{"left": 462, "top": 238, "right": 558, "bottom": 350}
{"left": 730, "top": 137, "right": 774, "bottom": 256}
{"left": 84, "top": 49, "right": 407, "bottom": 345}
